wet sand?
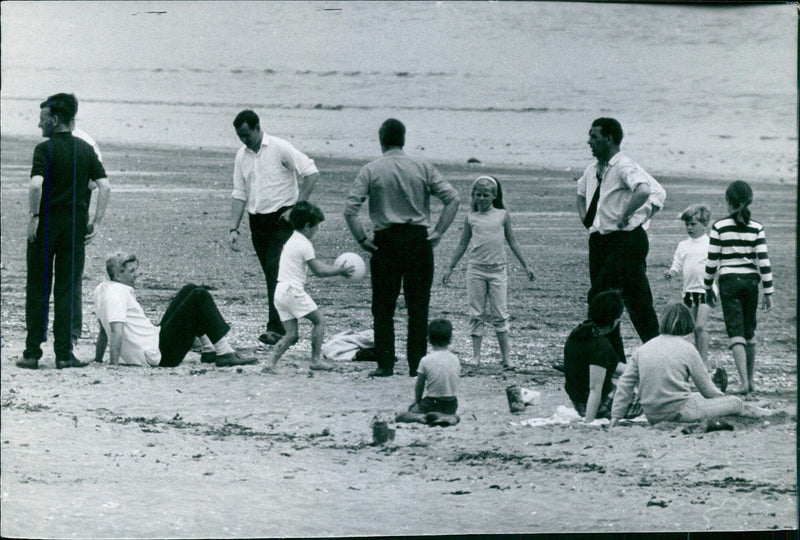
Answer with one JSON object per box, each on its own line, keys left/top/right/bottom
{"left": 1, "top": 136, "right": 796, "bottom": 536}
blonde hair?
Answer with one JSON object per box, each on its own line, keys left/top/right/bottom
{"left": 679, "top": 204, "right": 711, "bottom": 225}
{"left": 658, "top": 302, "right": 695, "bottom": 336}
{"left": 106, "top": 252, "right": 137, "bottom": 279}
{"left": 470, "top": 175, "right": 505, "bottom": 211}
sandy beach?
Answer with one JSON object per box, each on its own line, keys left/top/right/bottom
{"left": 0, "top": 136, "right": 796, "bottom": 537}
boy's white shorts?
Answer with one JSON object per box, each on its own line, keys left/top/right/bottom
{"left": 274, "top": 282, "right": 318, "bottom": 321}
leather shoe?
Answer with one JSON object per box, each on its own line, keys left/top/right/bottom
{"left": 56, "top": 355, "right": 90, "bottom": 369}
{"left": 368, "top": 368, "right": 394, "bottom": 377}
{"left": 258, "top": 331, "right": 284, "bottom": 345}
{"left": 200, "top": 351, "right": 217, "bottom": 364}
{"left": 216, "top": 352, "right": 257, "bottom": 367}
{"left": 16, "top": 357, "right": 39, "bottom": 370}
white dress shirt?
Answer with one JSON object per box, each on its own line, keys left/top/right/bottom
{"left": 231, "top": 134, "right": 319, "bottom": 214}
{"left": 577, "top": 152, "right": 666, "bottom": 234}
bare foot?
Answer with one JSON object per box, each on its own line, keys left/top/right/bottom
{"left": 309, "top": 361, "right": 334, "bottom": 371}
{"left": 740, "top": 403, "right": 773, "bottom": 417}
{"left": 261, "top": 364, "right": 278, "bottom": 374}
{"left": 395, "top": 411, "right": 427, "bottom": 423}
{"left": 729, "top": 386, "right": 750, "bottom": 395}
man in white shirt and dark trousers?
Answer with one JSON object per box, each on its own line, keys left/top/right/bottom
{"left": 227, "top": 110, "right": 320, "bottom": 346}
{"left": 576, "top": 117, "right": 666, "bottom": 363}
{"left": 94, "top": 252, "right": 255, "bottom": 367}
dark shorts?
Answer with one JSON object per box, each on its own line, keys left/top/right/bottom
{"left": 719, "top": 274, "right": 760, "bottom": 342}
{"left": 412, "top": 396, "right": 458, "bottom": 415}
{"left": 683, "top": 292, "right": 707, "bottom": 308}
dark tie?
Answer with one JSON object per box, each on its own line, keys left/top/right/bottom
{"left": 583, "top": 168, "right": 603, "bottom": 229}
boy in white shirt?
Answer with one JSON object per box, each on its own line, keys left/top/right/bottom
{"left": 663, "top": 204, "right": 718, "bottom": 374}
{"left": 411, "top": 318, "right": 461, "bottom": 415}
{"left": 261, "top": 202, "right": 353, "bottom": 373}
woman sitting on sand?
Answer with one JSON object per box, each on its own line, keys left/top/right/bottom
{"left": 610, "top": 302, "right": 775, "bottom": 426}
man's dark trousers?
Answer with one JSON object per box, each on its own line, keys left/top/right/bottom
{"left": 371, "top": 224, "right": 434, "bottom": 375}
{"left": 587, "top": 225, "right": 660, "bottom": 361}
{"left": 24, "top": 209, "right": 87, "bottom": 362}
{"left": 249, "top": 208, "right": 293, "bottom": 336}
{"left": 157, "top": 284, "right": 231, "bottom": 367}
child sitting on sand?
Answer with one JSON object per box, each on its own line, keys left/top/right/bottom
{"left": 442, "top": 175, "right": 535, "bottom": 368}
{"left": 261, "top": 202, "right": 353, "bottom": 373}
{"left": 563, "top": 290, "right": 639, "bottom": 422}
{"left": 610, "top": 302, "right": 778, "bottom": 426}
{"left": 396, "top": 319, "right": 461, "bottom": 426}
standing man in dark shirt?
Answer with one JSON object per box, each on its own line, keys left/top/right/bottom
{"left": 17, "top": 93, "right": 111, "bottom": 369}
{"left": 344, "top": 119, "right": 460, "bottom": 377}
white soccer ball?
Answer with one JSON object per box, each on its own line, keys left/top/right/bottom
{"left": 335, "top": 252, "right": 366, "bottom": 280}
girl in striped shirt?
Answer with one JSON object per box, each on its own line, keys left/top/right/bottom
{"left": 704, "top": 181, "right": 773, "bottom": 395}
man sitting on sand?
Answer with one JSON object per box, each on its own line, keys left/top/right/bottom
{"left": 396, "top": 319, "right": 461, "bottom": 426}
{"left": 94, "top": 252, "right": 256, "bottom": 368}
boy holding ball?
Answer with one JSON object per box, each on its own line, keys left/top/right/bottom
{"left": 262, "top": 202, "right": 353, "bottom": 373}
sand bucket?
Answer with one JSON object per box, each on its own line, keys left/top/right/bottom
{"left": 506, "top": 385, "right": 526, "bottom": 413}
{"left": 372, "top": 420, "right": 395, "bottom": 445}
{"left": 507, "top": 385, "right": 542, "bottom": 413}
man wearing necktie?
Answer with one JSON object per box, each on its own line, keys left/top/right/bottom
{"left": 576, "top": 117, "right": 665, "bottom": 363}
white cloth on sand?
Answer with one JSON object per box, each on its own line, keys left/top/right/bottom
{"left": 514, "top": 406, "right": 647, "bottom": 427}
{"left": 321, "top": 329, "right": 374, "bottom": 361}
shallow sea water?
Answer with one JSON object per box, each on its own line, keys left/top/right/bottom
{"left": 1, "top": 2, "right": 796, "bottom": 180}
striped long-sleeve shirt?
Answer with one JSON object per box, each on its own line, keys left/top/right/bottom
{"left": 703, "top": 217, "right": 773, "bottom": 295}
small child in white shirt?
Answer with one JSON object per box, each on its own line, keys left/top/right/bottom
{"left": 262, "top": 202, "right": 353, "bottom": 373}
{"left": 409, "top": 318, "right": 461, "bottom": 416}
{"left": 663, "top": 204, "right": 715, "bottom": 370}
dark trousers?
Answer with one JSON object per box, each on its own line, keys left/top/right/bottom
{"left": 24, "top": 210, "right": 87, "bottom": 361}
{"left": 588, "top": 226, "right": 660, "bottom": 362}
{"left": 249, "top": 209, "right": 293, "bottom": 335}
{"left": 371, "top": 224, "right": 434, "bottom": 374}
{"left": 157, "top": 284, "right": 231, "bottom": 367}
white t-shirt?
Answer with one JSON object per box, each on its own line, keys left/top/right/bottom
{"left": 73, "top": 127, "right": 103, "bottom": 191}
{"left": 277, "top": 231, "right": 315, "bottom": 288}
{"left": 418, "top": 349, "right": 461, "bottom": 398}
{"left": 669, "top": 234, "right": 710, "bottom": 294}
{"left": 73, "top": 127, "right": 103, "bottom": 163}
{"left": 94, "top": 281, "right": 161, "bottom": 366}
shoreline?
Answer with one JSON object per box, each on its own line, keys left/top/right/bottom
{"left": 2, "top": 134, "right": 795, "bottom": 187}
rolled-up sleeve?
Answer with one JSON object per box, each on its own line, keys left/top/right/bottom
{"left": 576, "top": 167, "right": 590, "bottom": 198}
{"left": 281, "top": 141, "right": 319, "bottom": 177}
{"left": 619, "top": 161, "right": 648, "bottom": 192}
{"left": 231, "top": 151, "right": 248, "bottom": 202}
{"left": 427, "top": 165, "right": 458, "bottom": 205}
{"left": 643, "top": 168, "right": 666, "bottom": 208}
{"left": 343, "top": 167, "right": 369, "bottom": 217}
